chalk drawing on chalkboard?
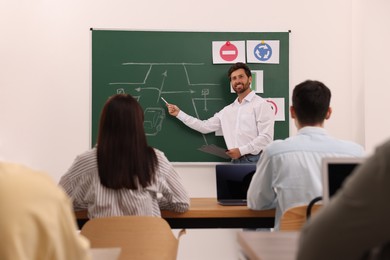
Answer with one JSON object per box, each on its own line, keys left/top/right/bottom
{"left": 109, "top": 62, "right": 226, "bottom": 144}
{"left": 109, "top": 62, "right": 220, "bottom": 86}
{"left": 143, "top": 107, "right": 166, "bottom": 136}
{"left": 192, "top": 98, "right": 223, "bottom": 118}
{"left": 201, "top": 89, "right": 209, "bottom": 111}
{"left": 116, "top": 88, "right": 125, "bottom": 94}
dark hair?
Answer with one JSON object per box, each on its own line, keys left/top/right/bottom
{"left": 97, "top": 94, "right": 158, "bottom": 189}
{"left": 228, "top": 62, "right": 252, "bottom": 80}
{"left": 292, "top": 80, "right": 331, "bottom": 125}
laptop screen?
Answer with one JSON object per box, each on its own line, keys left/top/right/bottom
{"left": 216, "top": 164, "right": 256, "bottom": 205}
{"left": 322, "top": 157, "right": 365, "bottom": 204}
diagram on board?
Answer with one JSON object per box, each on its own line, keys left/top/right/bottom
{"left": 109, "top": 62, "right": 224, "bottom": 145}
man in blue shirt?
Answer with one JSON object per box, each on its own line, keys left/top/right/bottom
{"left": 247, "top": 80, "right": 365, "bottom": 230}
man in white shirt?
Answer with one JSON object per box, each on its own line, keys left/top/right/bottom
{"left": 166, "top": 62, "right": 275, "bottom": 163}
{"left": 247, "top": 80, "right": 365, "bottom": 229}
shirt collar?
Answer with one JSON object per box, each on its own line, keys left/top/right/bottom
{"left": 297, "top": 126, "right": 328, "bottom": 135}
{"left": 234, "top": 90, "right": 255, "bottom": 104}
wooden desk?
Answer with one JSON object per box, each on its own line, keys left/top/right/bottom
{"left": 237, "top": 231, "right": 300, "bottom": 260}
{"left": 75, "top": 198, "right": 275, "bottom": 229}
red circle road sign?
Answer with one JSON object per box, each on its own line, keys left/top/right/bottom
{"left": 219, "top": 41, "right": 238, "bottom": 61}
{"left": 266, "top": 99, "right": 278, "bottom": 115}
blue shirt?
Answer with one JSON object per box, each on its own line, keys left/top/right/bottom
{"left": 247, "top": 126, "right": 365, "bottom": 230}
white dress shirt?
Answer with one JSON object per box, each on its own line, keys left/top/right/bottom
{"left": 176, "top": 91, "right": 275, "bottom": 156}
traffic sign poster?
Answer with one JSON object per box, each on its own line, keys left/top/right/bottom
{"left": 247, "top": 40, "right": 280, "bottom": 64}
{"left": 212, "top": 41, "right": 245, "bottom": 64}
{"left": 266, "top": 98, "right": 285, "bottom": 121}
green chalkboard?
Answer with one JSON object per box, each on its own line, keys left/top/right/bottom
{"left": 92, "top": 30, "right": 289, "bottom": 162}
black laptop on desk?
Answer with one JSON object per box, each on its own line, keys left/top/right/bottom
{"left": 322, "top": 157, "right": 365, "bottom": 204}
{"left": 216, "top": 164, "right": 256, "bottom": 206}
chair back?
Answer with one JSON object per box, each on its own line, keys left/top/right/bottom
{"left": 80, "top": 216, "right": 185, "bottom": 260}
{"left": 279, "top": 204, "right": 322, "bottom": 231}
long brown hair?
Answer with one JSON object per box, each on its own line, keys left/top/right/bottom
{"left": 97, "top": 94, "right": 158, "bottom": 189}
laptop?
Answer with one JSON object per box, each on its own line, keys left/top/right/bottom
{"left": 322, "top": 157, "right": 365, "bottom": 204}
{"left": 216, "top": 164, "right": 256, "bottom": 206}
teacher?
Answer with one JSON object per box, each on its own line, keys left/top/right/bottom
{"left": 166, "top": 62, "right": 275, "bottom": 163}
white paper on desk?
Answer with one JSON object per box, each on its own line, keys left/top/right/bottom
{"left": 198, "top": 144, "right": 230, "bottom": 159}
{"left": 90, "top": 248, "right": 121, "bottom": 260}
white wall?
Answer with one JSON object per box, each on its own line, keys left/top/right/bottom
{"left": 364, "top": 0, "right": 390, "bottom": 153}
{"left": 0, "top": 0, "right": 369, "bottom": 176}
{"left": 1, "top": 0, "right": 389, "bottom": 259}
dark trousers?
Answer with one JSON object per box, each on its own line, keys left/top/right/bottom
{"left": 231, "top": 153, "right": 261, "bottom": 164}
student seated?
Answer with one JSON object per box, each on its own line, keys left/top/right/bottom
{"left": 297, "top": 139, "right": 390, "bottom": 260}
{"left": 59, "top": 94, "right": 190, "bottom": 218}
{"left": 247, "top": 80, "right": 365, "bottom": 230}
{"left": 0, "top": 162, "right": 90, "bottom": 260}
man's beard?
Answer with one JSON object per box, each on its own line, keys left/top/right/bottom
{"left": 234, "top": 81, "right": 250, "bottom": 94}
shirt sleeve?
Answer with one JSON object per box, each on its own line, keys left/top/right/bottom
{"left": 155, "top": 151, "right": 190, "bottom": 212}
{"left": 239, "top": 101, "right": 275, "bottom": 156}
{"left": 59, "top": 155, "right": 91, "bottom": 210}
{"left": 176, "top": 110, "right": 222, "bottom": 134}
{"left": 247, "top": 151, "right": 277, "bottom": 210}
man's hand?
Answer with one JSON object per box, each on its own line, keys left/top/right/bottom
{"left": 226, "top": 148, "right": 241, "bottom": 159}
{"left": 166, "top": 104, "right": 180, "bottom": 117}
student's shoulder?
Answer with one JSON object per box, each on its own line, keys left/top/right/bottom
{"left": 377, "top": 139, "right": 390, "bottom": 152}
{"left": 336, "top": 139, "right": 365, "bottom": 155}
{"left": 369, "top": 139, "right": 390, "bottom": 161}
{"left": 152, "top": 148, "right": 170, "bottom": 162}
{"left": 0, "top": 162, "right": 60, "bottom": 199}
{"left": 152, "top": 147, "right": 163, "bottom": 156}
{"left": 151, "top": 148, "right": 175, "bottom": 173}
{"left": 263, "top": 139, "right": 292, "bottom": 155}
{"left": 76, "top": 148, "right": 97, "bottom": 160}
{"left": 0, "top": 162, "right": 51, "bottom": 183}
{"left": 70, "top": 148, "right": 98, "bottom": 169}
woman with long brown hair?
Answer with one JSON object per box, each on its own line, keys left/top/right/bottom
{"left": 59, "top": 94, "right": 189, "bottom": 218}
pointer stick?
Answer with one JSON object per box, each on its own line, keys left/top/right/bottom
{"left": 161, "top": 97, "right": 169, "bottom": 105}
